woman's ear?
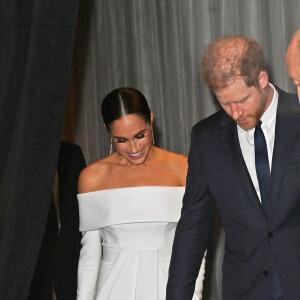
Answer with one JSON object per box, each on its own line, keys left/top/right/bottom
{"left": 150, "top": 111, "right": 154, "bottom": 123}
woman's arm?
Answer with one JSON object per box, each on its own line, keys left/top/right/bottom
{"left": 77, "top": 230, "right": 101, "bottom": 300}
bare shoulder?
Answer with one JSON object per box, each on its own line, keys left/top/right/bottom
{"left": 155, "top": 149, "right": 188, "bottom": 178}
{"left": 154, "top": 147, "right": 188, "bottom": 185}
{"left": 158, "top": 147, "right": 188, "bottom": 169}
{"left": 77, "top": 155, "right": 113, "bottom": 194}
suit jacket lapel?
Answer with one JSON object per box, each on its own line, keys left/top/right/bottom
{"left": 269, "top": 90, "right": 298, "bottom": 219}
{"left": 220, "top": 114, "right": 266, "bottom": 215}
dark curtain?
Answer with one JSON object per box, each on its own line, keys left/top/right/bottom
{"left": 0, "top": 1, "right": 79, "bottom": 299}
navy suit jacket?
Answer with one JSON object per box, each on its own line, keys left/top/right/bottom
{"left": 166, "top": 87, "right": 300, "bottom": 300}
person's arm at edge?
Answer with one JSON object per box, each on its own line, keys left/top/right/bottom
{"left": 76, "top": 167, "right": 102, "bottom": 300}
{"left": 166, "top": 125, "right": 216, "bottom": 300}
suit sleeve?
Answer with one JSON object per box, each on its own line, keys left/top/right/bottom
{"left": 77, "top": 230, "right": 102, "bottom": 300}
{"left": 166, "top": 125, "right": 216, "bottom": 300}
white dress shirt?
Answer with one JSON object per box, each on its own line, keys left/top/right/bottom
{"left": 237, "top": 83, "right": 278, "bottom": 202}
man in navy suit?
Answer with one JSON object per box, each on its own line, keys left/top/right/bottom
{"left": 167, "top": 36, "right": 300, "bottom": 299}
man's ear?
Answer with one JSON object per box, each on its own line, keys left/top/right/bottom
{"left": 258, "top": 71, "right": 269, "bottom": 89}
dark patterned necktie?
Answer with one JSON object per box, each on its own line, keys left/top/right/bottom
{"left": 254, "top": 120, "right": 270, "bottom": 215}
{"left": 254, "top": 120, "right": 283, "bottom": 300}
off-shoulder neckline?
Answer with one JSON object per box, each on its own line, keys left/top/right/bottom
{"left": 78, "top": 185, "right": 185, "bottom": 196}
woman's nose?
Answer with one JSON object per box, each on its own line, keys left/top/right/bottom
{"left": 128, "top": 140, "right": 138, "bottom": 153}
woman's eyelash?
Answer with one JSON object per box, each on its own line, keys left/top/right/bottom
{"left": 114, "top": 133, "right": 146, "bottom": 143}
{"left": 116, "top": 139, "right": 126, "bottom": 143}
{"left": 136, "top": 134, "right": 146, "bottom": 139}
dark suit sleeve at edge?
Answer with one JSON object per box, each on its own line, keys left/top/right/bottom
{"left": 166, "top": 125, "right": 216, "bottom": 300}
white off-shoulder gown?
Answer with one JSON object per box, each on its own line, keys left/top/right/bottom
{"left": 77, "top": 186, "right": 205, "bottom": 300}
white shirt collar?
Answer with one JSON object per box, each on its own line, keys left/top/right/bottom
{"left": 260, "top": 83, "right": 278, "bottom": 129}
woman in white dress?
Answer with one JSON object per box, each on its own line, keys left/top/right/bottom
{"left": 77, "top": 87, "right": 205, "bottom": 299}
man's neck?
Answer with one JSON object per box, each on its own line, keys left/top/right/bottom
{"left": 264, "top": 83, "right": 274, "bottom": 112}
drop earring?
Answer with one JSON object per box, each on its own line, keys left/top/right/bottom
{"left": 151, "top": 126, "right": 155, "bottom": 145}
{"left": 110, "top": 138, "right": 113, "bottom": 155}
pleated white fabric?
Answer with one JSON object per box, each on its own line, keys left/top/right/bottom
{"left": 77, "top": 186, "right": 205, "bottom": 300}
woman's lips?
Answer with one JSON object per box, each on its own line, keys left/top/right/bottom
{"left": 128, "top": 149, "right": 144, "bottom": 159}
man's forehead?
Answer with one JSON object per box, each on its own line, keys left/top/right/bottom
{"left": 214, "top": 78, "right": 254, "bottom": 103}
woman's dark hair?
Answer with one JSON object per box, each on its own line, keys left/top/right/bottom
{"left": 101, "top": 87, "right": 151, "bottom": 130}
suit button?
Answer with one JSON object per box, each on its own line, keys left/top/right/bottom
{"left": 263, "top": 270, "right": 269, "bottom": 277}
{"left": 268, "top": 232, "right": 274, "bottom": 238}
